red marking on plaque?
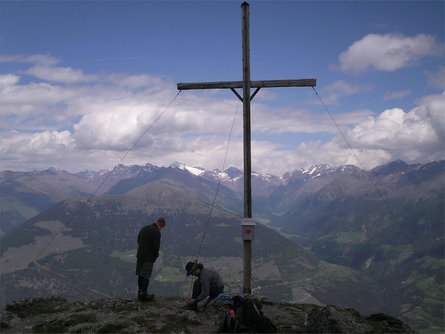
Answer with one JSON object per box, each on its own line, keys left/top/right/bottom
{"left": 246, "top": 229, "right": 252, "bottom": 235}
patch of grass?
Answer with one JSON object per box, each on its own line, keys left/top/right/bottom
{"left": 378, "top": 244, "right": 415, "bottom": 264}
{"left": 316, "top": 261, "right": 356, "bottom": 282}
{"left": 424, "top": 297, "right": 444, "bottom": 305}
{"left": 110, "top": 250, "right": 136, "bottom": 264}
{"left": 401, "top": 273, "right": 417, "bottom": 285}
{"left": 132, "top": 315, "right": 150, "bottom": 327}
{"left": 132, "top": 315, "right": 158, "bottom": 332}
{"left": 335, "top": 231, "right": 363, "bottom": 243}
{"left": 399, "top": 303, "right": 412, "bottom": 314}
{"left": 415, "top": 276, "right": 443, "bottom": 296}
{"left": 279, "top": 231, "right": 300, "bottom": 240}
{"left": 38, "top": 305, "right": 71, "bottom": 315}
{"left": 68, "top": 313, "right": 97, "bottom": 325}
{"left": 97, "top": 321, "right": 130, "bottom": 333}
{"left": 5, "top": 298, "right": 70, "bottom": 318}
{"left": 159, "top": 315, "right": 193, "bottom": 333}
{"left": 32, "top": 312, "right": 98, "bottom": 333}
{"left": 156, "top": 266, "right": 185, "bottom": 283}
{"left": 420, "top": 256, "right": 444, "bottom": 271}
{"left": 400, "top": 306, "right": 444, "bottom": 334}
{"left": 33, "top": 319, "right": 69, "bottom": 333}
{"left": 0, "top": 321, "right": 10, "bottom": 330}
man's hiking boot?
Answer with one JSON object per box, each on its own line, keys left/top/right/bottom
{"left": 138, "top": 292, "right": 154, "bottom": 302}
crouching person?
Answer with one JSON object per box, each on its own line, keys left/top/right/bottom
{"left": 185, "top": 261, "right": 224, "bottom": 310}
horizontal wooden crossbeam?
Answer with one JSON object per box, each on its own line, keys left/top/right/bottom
{"left": 177, "top": 79, "right": 316, "bottom": 91}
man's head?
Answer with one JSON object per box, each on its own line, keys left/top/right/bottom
{"left": 155, "top": 217, "right": 166, "bottom": 229}
{"left": 185, "top": 261, "right": 202, "bottom": 276}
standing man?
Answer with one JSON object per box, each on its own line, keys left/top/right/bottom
{"left": 136, "top": 217, "right": 166, "bottom": 302}
{"left": 185, "top": 261, "right": 224, "bottom": 310}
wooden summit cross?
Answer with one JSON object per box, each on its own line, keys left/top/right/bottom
{"left": 177, "top": 2, "right": 316, "bottom": 294}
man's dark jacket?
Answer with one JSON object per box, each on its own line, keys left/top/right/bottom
{"left": 137, "top": 223, "right": 161, "bottom": 263}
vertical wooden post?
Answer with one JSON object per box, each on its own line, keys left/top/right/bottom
{"left": 177, "top": 1, "right": 315, "bottom": 296}
{"left": 241, "top": 1, "right": 252, "bottom": 295}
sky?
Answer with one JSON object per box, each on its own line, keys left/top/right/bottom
{"left": 0, "top": 0, "right": 444, "bottom": 176}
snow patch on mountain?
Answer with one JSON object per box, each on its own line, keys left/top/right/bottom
{"left": 303, "top": 164, "right": 336, "bottom": 176}
{"left": 215, "top": 170, "right": 242, "bottom": 182}
{"left": 170, "top": 161, "right": 206, "bottom": 176}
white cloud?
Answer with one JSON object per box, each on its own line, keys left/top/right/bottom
{"left": 0, "top": 74, "right": 20, "bottom": 87}
{"left": 68, "top": 87, "right": 241, "bottom": 154}
{"left": 384, "top": 89, "right": 411, "bottom": 100}
{"left": 0, "top": 54, "right": 58, "bottom": 66}
{"left": 0, "top": 67, "right": 172, "bottom": 131}
{"left": 0, "top": 78, "right": 78, "bottom": 126}
{"left": 25, "top": 65, "right": 98, "bottom": 84}
{"left": 262, "top": 91, "right": 445, "bottom": 174}
{"left": 325, "top": 80, "right": 368, "bottom": 96}
{"left": 150, "top": 135, "right": 245, "bottom": 172}
{"left": 338, "top": 33, "right": 443, "bottom": 73}
{"left": 308, "top": 80, "right": 371, "bottom": 105}
{"left": 72, "top": 103, "right": 158, "bottom": 151}
{"left": 292, "top": 140, "right": 392, "bottom": 171}
{"left": 1, "top": 87, "right": 443, "bottom": 174}
{"left": 253, "top": 89, "right": 277, "bottom": 101}
{"left": 24, "top": 63, "right": 169, "bottom": 88}
{"left": 425, "top": 66, "right": 445, "bottom": 89}
{"left": 343, "top": 92, "right": 444, "bottom": 160}
{"left": 252, "top": 103, "right": 373, "bottom": 135}
{"left": 108, "top": 73, "right": 164, "bottom": 88}
{"left": 415, "top": 91, "right": 445, "bottom": 142}
{"left": 0, "top": 130, "right": 74, "bottom": 160}
{"left": 0, "top": 81, "right": 71, "bottom": 108}
{"left": 1, "top": 53, "right": 444, "bottom": 175}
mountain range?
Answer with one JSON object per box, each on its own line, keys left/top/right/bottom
{"left": 0, "top": 160, "right": 443, "bottom": 333}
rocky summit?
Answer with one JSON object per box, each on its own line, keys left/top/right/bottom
{"left": 0, "top": 296, "right": 414, "bottom": 333}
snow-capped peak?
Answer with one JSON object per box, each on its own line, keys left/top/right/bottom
{"left": 214, "top": 168, "right": 243, "bottom": 182}
{"left": 169, "top": 161, "right": 206, "bottom": 176}
{"left": 302, "top": 164, "right": 336, "bottom": 175}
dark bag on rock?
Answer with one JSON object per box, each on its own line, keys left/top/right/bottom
{"left": 218, "top": 294, "right": 277, "bottom": 333}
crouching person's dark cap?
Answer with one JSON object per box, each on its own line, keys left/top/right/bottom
{"left": 185, "top": 261, "right": 197, "bottom": 276}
